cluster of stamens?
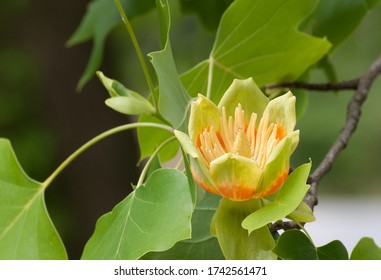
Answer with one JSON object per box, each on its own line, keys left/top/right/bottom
{"left": 198, "top": 104, "right": 281, "bottom": 169}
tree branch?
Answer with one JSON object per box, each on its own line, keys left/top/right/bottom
{"left": 265, "top": 79, "right": 359, "bottom": 91}
{"left": 269, "top": 54, "right": 381, "bottom": 232}
{"left": 307, "top": 54, "right": 381, "bottom": 209}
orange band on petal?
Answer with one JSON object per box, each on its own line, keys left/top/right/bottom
{"left": 258, "top": 168, "right": 289, "bottom": 197}
{"left": 190, "top": 166, "right": 220, "bottom": 195}
{"left": 219, "top": 185, "right": 256, "bottom": 201}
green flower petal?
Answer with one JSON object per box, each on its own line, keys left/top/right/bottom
{"left": 218, "top": 78, "right": 269, "bottom": 122}
{"left": 188, "top": 94, "right": 221, "bottom": 144}
{"left": 189, "top": 157, "right": 218, "bottom": 195}
{"left": 265, "top": 91, "right": 296, "bottom": 134}
{"left": 289, "top": 130, "right": 300, "bottom": 154}
{"left": 174, "top": 130, "right": 217, "bottom": 194}
{"left": 174, "top": 130, "right": 199, "bottom": 158}
{"left": 209, "top": 153, "right": 262, "bottom": 201}
{"left": 256, "top": 136, "right": 293, "bottom": 196}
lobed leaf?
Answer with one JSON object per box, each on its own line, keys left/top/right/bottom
{"left": 67, "top": 0, "right": 156, "bottom": 90}
{"left": 181, "top": 0, "right": 331, "bottom": 102}
{"left": 81, "top": 168, "right": 193, "bottom": 260}
{"left": 0, "top": 139, "right": 66, "bottom": 259}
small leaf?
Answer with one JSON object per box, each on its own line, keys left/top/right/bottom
{"left": 149, "top": 0, "right": 191, "bottom": 129}
{"left": 98, "top": 71, "right": 155, "bottom": 115}
{"left": 0, "top": 139, "right": 67, "bottom": 259}
{"left": 81, "top": 168, "right": 192, "bottom": 260}
{"left": 67, "top": 0, "right": 156, "bottom": 90}
{"left": 273, "top": 229, "right": 317, "bottom": 260}
{"left": 211, "top": 198, "right": 276, "bottom": 260}
{"left": 287, "top": 201, "right": 315, "bottom": 223}
{"left": 142, "top": 192, "right": 224, "bottom": 260}
{"left": 350, "top": 237, "right": 381, "bottom": 260}
{"left": 317, "top": 240, "right": 348, "bottom": 260}
{"left": 242, "top": 162, "right": 311, "bottom": 233}
{"left": 105, "top": 96, "right": 155, "bottom": 115}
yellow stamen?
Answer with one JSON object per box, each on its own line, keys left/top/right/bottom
{"left": 199, "top": 104, "right": 282, "bottom": 169}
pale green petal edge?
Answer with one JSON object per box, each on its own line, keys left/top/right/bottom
{"left": 188, "top": 94, "right": 221, "bottom": 144}
{"left": 265, "top": 91, "right": 296, "bottom": 134}
{"left": 256, "top": 137, "right": 292, "bottom": 196}
{"left": 218, "top": 78, "right": 269, "bottom": 122}
{"left": 174, "top": 130, "right": 218, "bottom": 194}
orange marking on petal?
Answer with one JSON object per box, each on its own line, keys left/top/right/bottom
{"left": 216, "top": 183, "right": 255, "bottom": 201}
{"left": 258, "top": 168, "right": 289, "bottom": 197}
{"left": 190, "top": 166, "right": 219, "bottom": 195}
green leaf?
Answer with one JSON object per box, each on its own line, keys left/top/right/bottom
{"left": 142, "top": 192, "right": 224, "bottom": 260}
{"left": 149, "top": 0, "right": 191, "bottom": 129}
{"left": 350, "top": 237, "right": 381, "bottom": 260}
{"left": 211, "top": 198, "right": 276, "bottom": 260}
{"left": 242, "top": 162, "right": 311, "bottom": 233}
{"left": 0, "top": 139, "right": 67, "bottom": 259}
{"left": 365, "top": 0, "right": 381, "bottom": 8}
{"left": 317, "top": 240, "right": 348, "bottom": 260}
{"left": 105, "top": 96, "right": 156, "bottom": 115}
{"left": 181, "top": 0, "right": 331, "bottom": 102}
{"left": 97, "top": 71, "right": 155, "bottom": 115}
{"left": 287, "top": 201, "right": 315, "bottom": 223}
{"left": 274, "top": 230, "right": 349, "bottom": 260}
{"left": 273, "top": 229, "right": 317, "bottom": 260}
{"left": 137, "top": 115, "right": 179, "bottom": 163}
{"left": 308, "top": 0, "right": 381, "bottom": 50}
{"left": 81, "top": 168, "right": 192, "bottom": 259}
{"left": 67, "top": 0, "right": 156, "bottom": 90}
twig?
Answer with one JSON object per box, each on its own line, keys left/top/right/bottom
{"left": 265, "top": 79, "right": 359, "bottom": 91}
{"left": 307, "top": 53, "right": 381, "bottom": 208}
{"left": 270, "top": 54, "right": 381, "bottom": 232}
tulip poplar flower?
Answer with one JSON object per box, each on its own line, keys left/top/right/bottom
{"left": 175, "top": 78, "right": 299, "bottom": 201}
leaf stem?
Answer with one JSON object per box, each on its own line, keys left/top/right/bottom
{"left": 295, "top": 220, "right": 314, "bottom": 246}
{"left": 42, "top": 122, "right": 174, "bottom": 189}
{"left": 136, "top": 136, "right": 177, "bottom": 188}
{"left": 206, "top": 56, "right": 214, "bottom": 99}
{"left": 115, "top": 0, "right": 157, "bottom": 108}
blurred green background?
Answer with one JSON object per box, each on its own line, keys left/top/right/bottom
{"left": 1, "top": 0, "right": 380, "bottom": 258}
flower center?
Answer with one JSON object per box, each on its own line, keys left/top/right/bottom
{"left": 198, "top": 103, "right": 284, "bottom": 169}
